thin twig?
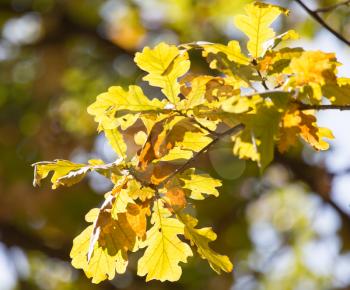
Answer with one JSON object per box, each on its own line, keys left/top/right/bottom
{"left": 256, "top": 69, "right": 270, "bottom": 90}
{"left": 294, "top": 0, "right": 350, "bottom": 47}
{"left": 299, "top": 104, "right": 350, "bottom": 111}
{"left": 157, "top": 123, "right": 245, "bottom": 188}
{"left": 315, "top": 0, "right": 350, "bottom": 13}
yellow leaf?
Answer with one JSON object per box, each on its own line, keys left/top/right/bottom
{"left": 234, "top": 2, "right": 289, "bottom": 58}
{"left": 158, "top": 146, "right": 193, "bottom": 162}
{"left": 259, "top": 47, "right": 304, "bottom": 75}
{"left": 137, "top": 200, "right": 192, "bottom": 281}
{"left": 200, "top": 40, "right": 250, "bottom": 65}
{"left": 221, "top": 94, "right": 262, "bottom": 114}
{"left": 124, "top": 179, "right": 155, "bottom": 201}
{"left": 179, "top": 214, "right": 233, "bottom": 273}
{"left": 180, "top": 132, "right": 212, "bottom": 152}
{"left": 181, "top": 171, "right": 222, "bottom": 200}
{"left": 32, "top": 159, "right": 86, "bottom": 189}
{"left": 181, "top": 76, "right": 212, "bottom": 109}
{"left": 70, "top": 225, "right": 128, "bottom": 284}
{"left": 134, "top": 42, "right": 190, "bottom": 104}
{"left": 111, "top": 189, "right": 135, "bottom": 218}
{"left": 87, "top": 85, "right": 164, "bottom": 129}
{"left": 32, "top": 159, "right": 122, "bottom": 189}
{"left": 287, "top": 51, "right": 337, "bottom": 88}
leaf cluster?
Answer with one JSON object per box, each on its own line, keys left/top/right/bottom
{"left": 32, "top": 2, "right": 350, "bottom": 283}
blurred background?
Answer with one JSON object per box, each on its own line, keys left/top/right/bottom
{"left": 1, "top": 0, "right": 350, "bottom": 289}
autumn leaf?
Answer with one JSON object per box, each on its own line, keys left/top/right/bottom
{"left": 234, "top": 2, "right": 289, "bottom": 58}
{"left": 180, "top": 132, "right": 212, "bottom": 152}
{"left": 137, "top": 200, "right": 192, "bottom": 281}
{"left": 33, "top": 1, "right": 349, "bottom": 284}
{"left": 278, "top": 105, "right": 334, "bottom": 152}
{"left": 181, "top": 170, "right": 222, "bottom": 200}
{"left": 286, "top": 51, "right": 338, "bottom": 90}
{"left": 134, "top": 42, "right": 190, "bottom": 104}
{"left": 165, "top": 187, "right": 187, "bottom": 210}
{"left": 87, "top": 85, "right": 165, "bottom": 129}
{"left": 32, "top": 159, "right": 123, "bottom": 189}
{"left": 179, "top": 213, "right": 233, "bottom": 273}
{"left": 70, "top": 224, "right": 129, "bottom": 284}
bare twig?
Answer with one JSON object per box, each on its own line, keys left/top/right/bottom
{"left": 315, "top": 0, "right": 350, "bottom": 13}
{"left": 256, "top": 69, "right": 270, "bottom": 90}
{"left": 294, "top": 0, "right": 350, "bottom": 47}
{"left": 299, "top": 104, "right": 350, "bottom": 111}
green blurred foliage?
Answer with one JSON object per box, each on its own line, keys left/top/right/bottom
{"left": 1, "top": 0, "right": 350, "bottom": 289}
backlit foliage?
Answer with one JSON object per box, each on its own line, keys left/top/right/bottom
{"left": 32, "top": 2, "right": 350, "bottom": 284}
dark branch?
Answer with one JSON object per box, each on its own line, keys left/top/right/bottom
{"left": 294, "top": 0, "right": 350, "bottom": 47}
{"left": 256, "top": 69, "right": 270, "bottom": 90}
{"left": 315, "top": 0, "right": 350, "bottom": 13}
{"left": 299, "top": 104, "right": 350, "bottom": 111}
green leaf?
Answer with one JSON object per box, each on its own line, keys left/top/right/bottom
{"left": 322, "top": 78, "right": 350, "bottom": 105}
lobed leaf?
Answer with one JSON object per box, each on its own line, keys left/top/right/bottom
{"left": 134, "top": 42, "right": 190, "bottom": 104}
{"left": 179, "top": 213, "right": 233, "bottom": 273}
{"left": 234, "top": 2, "right": 289, "bottom": 58}
{"left": 137, "top": 200, "right": 193, "bottom": 281}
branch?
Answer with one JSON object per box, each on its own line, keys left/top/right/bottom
{"left": 299, "top": 104, "right": 350, "bottom": 111}
{"left": 294, "top": 0, "right": 350, "bottom": 47}
{"left": 256, "top": 69, "right": 270, "bottom": 90}
{"left": 157, "top": 123, "right": 245, "bottom": 187}
{"left": 315, "top": 0, "right": 350, "bottom": 13}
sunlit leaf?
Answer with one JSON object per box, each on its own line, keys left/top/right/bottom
{"left": 234, "top": 2, "right": 289, "bottom": 58}
{"left": 87, "top": 85, "right": 165, "bottom": 129}
{"left": 137, "top": 200, "right": 192, "bottom": 281}
{"left": 181, "top": 170, "right": 222, "bottom": 200}
{"left": 134, "top": 42, "right": 190, "bottom": 104}
{"left": 179, "top": 213, "right": 233, "bottom": 273}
